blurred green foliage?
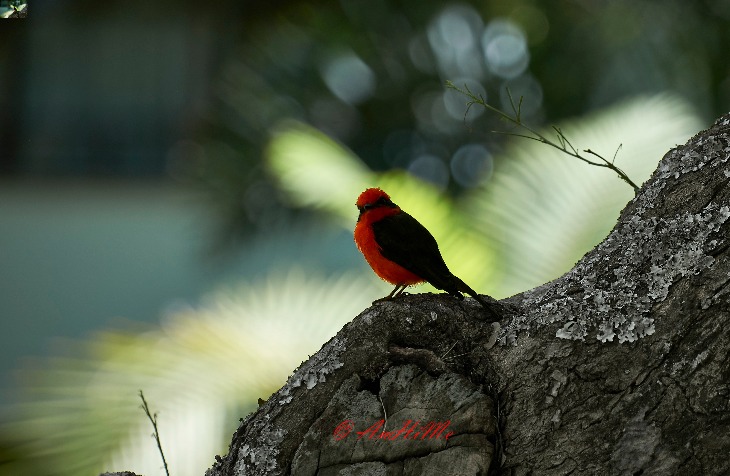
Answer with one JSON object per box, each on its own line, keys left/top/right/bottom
{"left": 186, "top": 0, "right": 730, "bottom": 241}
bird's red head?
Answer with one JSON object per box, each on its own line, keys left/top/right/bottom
{"left": 356, "top": 187, "right": 389, "bottom": 208}
{"left": 356, "top": 187, "right": 399, "bottom": 221}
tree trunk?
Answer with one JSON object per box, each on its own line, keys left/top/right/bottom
{"left": 205, "top": 114, "right": 730, "bottom": 476}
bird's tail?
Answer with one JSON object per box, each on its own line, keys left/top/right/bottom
{"left": 454, "top": 278, "right": 500, "bottom": 320}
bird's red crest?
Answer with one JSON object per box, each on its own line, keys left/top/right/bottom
{"left": 356, "top": 187, "right": 390, "bottom": 208}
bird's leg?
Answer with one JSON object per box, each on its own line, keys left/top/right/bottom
{"left": 374, "top": 283, "right": 407, "bottom": 304}
{"left": 392, "top": 283, "right": 411, "bottom": 298}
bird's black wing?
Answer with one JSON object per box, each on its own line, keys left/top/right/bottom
{"left": 373, "top": 211, "right": 500, "bottom": 319}
{"left": 371, "top": 212, "right": 457, "bottom": 292}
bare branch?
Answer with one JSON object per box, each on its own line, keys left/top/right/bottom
{"left": 445, "top": 81, "right": 641, "bottom": 194}
{"left": 139, "top": 390, "right": 171, "bottom": 476}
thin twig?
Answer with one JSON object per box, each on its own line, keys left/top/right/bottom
{"left": 612, "top": 143, "right": 623, "bottom": 164}
{"left": 139, "top": 390, "right": 171, "bottom": 476}
{"left": 445, "top": 81, "right": 640, "bottom": 194}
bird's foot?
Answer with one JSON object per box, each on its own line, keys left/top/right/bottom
{"left": 372, "top": 296, "right": 393, "bottom": 305}
{"left": 372, "top": 291, "right": 411, "bottom": 305}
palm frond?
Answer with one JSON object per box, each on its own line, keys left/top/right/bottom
{"left": 1, "top": 269, "right": 378, "bottom": 476}
{"left": 266, "top": 120, "right": 373, "bottom": 219}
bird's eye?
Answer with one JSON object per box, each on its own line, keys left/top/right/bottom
{"left": 360, "top": 197, "right": 393, "bottom": 211}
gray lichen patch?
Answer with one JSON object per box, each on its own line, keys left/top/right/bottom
{"left": 233, "top": 416, "right": 286, "bottom": 475}
{"left": 499, "top": 118, "right": 730, "bottom": 345}
{"left": 221, "top": 337, "right": 349, "bottom": 476}
{"left": 501, "top": 201, "right": 728, "bottom": 345}
{"left": 655, "top": 123, "right": 730, "bottom": 182}
{"left": 279, "top": 337, "right": 347, "bottom": 404}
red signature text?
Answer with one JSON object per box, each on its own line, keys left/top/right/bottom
{"left": 332, "top": 419, "right": 454, "bottom": 442}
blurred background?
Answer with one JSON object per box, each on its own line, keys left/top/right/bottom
{"left": 0, "top": 0, "right": 728, "bottom": 475}
{"left": 0, "top": 1, "right": 27, "bottom": 19}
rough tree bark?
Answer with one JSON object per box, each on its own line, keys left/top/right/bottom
{"left": 205, "top": 114, "right": 730, "bottom": 476}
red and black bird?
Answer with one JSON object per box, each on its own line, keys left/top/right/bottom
{"left": 354, "top": 187, "right": 497, "bottom": 318}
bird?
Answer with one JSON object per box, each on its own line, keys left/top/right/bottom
{"left": 354, "top": 187, "right": 498, "bottom": 319}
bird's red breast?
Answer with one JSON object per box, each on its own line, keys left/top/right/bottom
{"left": 354, "top": 188, "right": 424, "bottom": 286}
